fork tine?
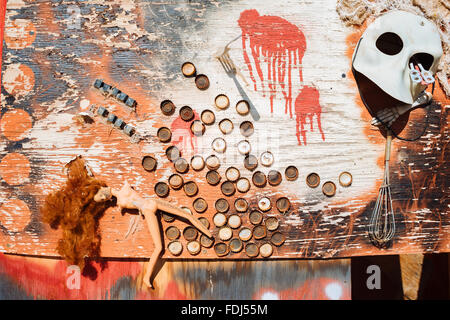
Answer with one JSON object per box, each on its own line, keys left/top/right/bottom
{"left": 217, "top": 56, "right": 231, "bottom": 73}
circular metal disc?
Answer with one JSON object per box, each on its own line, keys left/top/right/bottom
{"left": 142, "top": 156, "right": 157, "bottom": 172}
{"left": 214, "top": 198, "right": 229, "bottom": 213}
{"left": 214, "top": 242, "right": 229, "bottom": 257}
{"left": 157, "top": 127, "right": 172, "bottom": 143}
{"left": 215, "top": 94, "right": 230, "bottom": 109}
{"left": 265, "top": 217, "right": 279, "bottom": 231}
{"left": 258, "top": 197, "right": 272, "bottom": 212}
{"left": 236, "top": 100, "right": 250, "bottom": 115}
{"left": 285, "top": 166, "right": 299, "bottom": 181}
{"left": 193, "top": 197, "right": 208, "bottom": 213}
{"left": 306, "top": 173, "right": 320, "bottom": 188}
{"left": 271, "top": 232, "right": 286, "bottom": 246}
{"left": 240, "top": 121, "right": 254, "bottom": 137}
{"left": 339, "top": 171, "right": 353, "bottom": 187}
{"left": 276, "top": 197, "right": 291, "bottom": 213}
{"left": 200, "top": 234, "right": 215, "bottom": 248}
{"left": 174, "top": 157, "right": 189, "bottom": 174}
{"left": 160, "top": 100, "right": 175, "bottom": 116}
{"left": 221, "top": 181, "right": 236, "bottom": 197}
{"left": 253, "top": 225, "right": 267, "bottom": 239}
{"left": 238, "top": 227, "right": 252, "bottom": 242}
{"left": 201, "top": 109, "right": 215, "bottom": 125}
{"left": 195, "top": 74, "right": 210, "bottom": 90}
{"left": 237, "top": 140, "right": 251, "bottom": 155}
{"left": 168, "top": 241, "right": 183, "bottom": 256}
{"left": 252, "top": 171, "right": 267, "bottom": 188}
{"left": 236, "top": 177, "right": 250, "bottom": 193}
{"left": 260, "top": 151, "right": 274, "bottom": 167}
{"left": 187, "top": 241, "right": 201, "bottom": 255}
{"left": 212, "top": 137, "right": 226, "bottom": 153}
{"left": 205, "top": 155, "right": 220, "bottom": 170}
{"left": 229, "top": 238, "right": 243, "bottom": 253}
{"left": 183, "top": 181, "right": 198, "bottom": 197}
{"left": 228, "top": 214, "right": 242, "bottom": 229}
{"left": 244, "top": 155, "right": 258, "bottom": 171}
{"left": 181, "top": 62, "right": 196, "bottom": 77}
{"left": 225, "top": 167, "right": 240, "bottom": 182}
{"left": 179, "top": 106, "right": 194, "bottom": 122}
{"left": 267, "top": 170, "right": 282, "bottom": 186}
{"left": 245, "top": 242, "right": 259, "bottom": 258}
{"left": 260, "top": 243, "right": 273, "bottom": 258}
{"left": 165, "top": 226, "right": 180, "bottom": 241}
{"left": 206, "top": 170, "right": 221, "bottom": 186}
{"left": 213, "top": 213, "right": 227, "bottom": 227}
{"left": 165, "top": 146, "right": 181, "bottom": 162}
{"left": 168, "top": 173, "right": 184, "bottom": 190}
{"left": 191, "top": 155, "right": 205, "bottom": 171}
{"left": 322, "top": 181, "right": 336, "bottom": 197}
{"left": 183, "top": 226, "right": 198, "bottom": 241}
{"left": 249, "top": 210, "right": 263, "bottom": 225}
{"left": 190, "top": 120, "right": 205, "bottom": 136}
{"left": 234, "top": 198, "right": 249, "bottom": 213}
{"left": 218, "top": 227, "right": 233, "bottom": 241}
{"left": 155, "top": 182, "right": 169, "bottom": 198}
{"left": 219, "top": 119, "right": 234, "bottom": 134}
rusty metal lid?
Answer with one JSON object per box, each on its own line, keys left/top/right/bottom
{"left": 165, "top": 226, "right": 180, "bottom": 241}
{"left": 162, "top": 212, "right": 175, "bottom": 222}
{"left": 265, "top": 217, "right": 279, "bottom": 231}
{"left": 174, "top": 157, "right": 189, "bottom": 174}
{"left": 168, "top": 240, "right": 183, "bottom": 256}
{"left": 201, "top": 109, "right": 215, "bottom": 125}
{"left": 236, "top": 100, "right": 250, "bottom": 116}
{"left": 190, "top": 120, "right": 205, "bottom": 136}
{"left": 260, "top": 151, "right": 274, "bottom": 167}
{"left": 205, "top": 155, "right": 220, "bottom": 170}
{"left": 306, "top": 172, "right": 320, "bottom": 188}
{"left": 229, "top": 238, "right": 243, "bottom": 253}
{"left": 198, "top": 217, "right": 210, "bottom": 229}
{"left": 187, "top": 241, "right": 201, "bottom": 255}
{"left": 258, "top": 197, "right": 272, "bottom": 212}
{"left": 322, "top": 181, "right": 336, "bottom": 197}
{"left": 157, "top": 127, "right": 172, "bottom": 143}
{"left": 276, "top": 197, "right": 290, "bottom": 213}
{"left": 193, "top": 197, "right": 208, "bottom": 213}
{"left": 206, "top": 170, "right": 221, "bottom": 186}
{"left": 219, "top": 119, "right": 234, "bottom": 134}
{"left": 213, "top": 212, "right": 227, "bottom": 227}
{"left": 215, "top": 94, "right": 230, "bottom": 110}
{"left": 221, "top": 181, "right": 236, "bottom": 197}
{"left": 179, "top": 105, "right": 194, "bottom": 121}
{"left": 168, "top": 173, "right": 184, "bottom": 190}
{"left": 214, "top": 198, "right": 229, "bottom": 213}
{"left": 190, "top": 155, "right": 205, "bottom": 171}
{"left": 245, "top": 242, "right": 259, "bottom": 258}
{"left": 249, "top": 210, "right": 263, "bottom": 225}
{"left": 218, "top": 226, "right": 233, "bottom": 241}
{"left": 228, "top": 214, "right": 242, "bottom": 229}
{"left": 240, "top": 121, "right": 254, "bottom": 137}
{"left": 181, "top": 62, "right": 196, "bottom": 77}
{"left": 212, "top": 137, "right": 226, "bottom": 153}
{"left": 165, "top": 145, "right": 181, "bottom": 162}
{"left": 183, "top": 181, "right": 198, "bottom": 197}
{"left": 271, "top": 232, "right": 285, "bottom": 247}
{"left": 183, "top": 226, "right": 198, "bottom": 241}
{"left": 267, "top": 170, "right": 282, "bottom": 186}
{"left": 142, "top": 155, "right": 157, "bottom": 172}
{"left": 253, "top": 225, "right": 267, "bottom": 239}
{"left": 200, "top": 234, "right": 215, "bottom": 248}
{"left": 225, "top": 167, "right": 240, "bottom": 182}
{"left": 339, "top": 171, "right": 353, "bottom": 187}
{"left": 244, "top": 155, "right": 258, "bottom": 171}
{"left": 238, "top": 227, "right": 252, "bottom": 242}
{"left": 259, "top": 243, "right": 273, "bottom": 258}
{"left": 285, "top": 166, "right": 299, "bottom": 181}
{"left": 214, "top": 242, "right": 229, "bottom": 257}
{"left": 252, "top": 171, "right": 267, "bottom": 188}
{"left": 234, "top": 198, "right": 249, "bottom": 213}
{"left": 160, "top": 100, "right": 175, "bottom": 116}
{"left": 236, "top": 177, "right": 250, "bottom": 193}
{"left": 155, "top": 182, "right": 169, "bottom": 198}
{"left": 237, "top": 140, "right": 251, "bottom": 155}
{"left": 195, "top": 74, "right": 210, "bottom": 90}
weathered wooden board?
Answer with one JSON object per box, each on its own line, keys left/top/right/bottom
{"left": 0, "top": 0, "right": 448, "bottom": 261}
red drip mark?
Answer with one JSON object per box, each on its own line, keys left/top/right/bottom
{"left": 238, "top": 9, "right": 306, "bottom": 118}
{"left": 170, "top": 111, "right": 199, "bottom": 157}
{"left": 294, "top": 86, "right": 325, "bottom": 145}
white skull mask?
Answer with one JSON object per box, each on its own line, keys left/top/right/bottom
{"left": 352, "top": 10, "right": 443, "bottom": 106}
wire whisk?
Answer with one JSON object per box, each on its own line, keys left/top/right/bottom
{"left": 368, "top": 130, "right": 396, "bottom": 247}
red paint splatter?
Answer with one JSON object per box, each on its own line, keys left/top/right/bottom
{"left": 170, "top": 111, "right": 199, "bottom": 157}
{"left": 238, "top": 9, "right": 306, "bottom": 118}
{"left": 294, "top": 86, "right": 325, "bottom": 145}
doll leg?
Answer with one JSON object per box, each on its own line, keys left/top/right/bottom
{"left": 142, "top": 210, "right": 163, "bottom": 288}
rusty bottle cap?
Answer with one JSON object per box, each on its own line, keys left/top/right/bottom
{"left": 258, "top": 197, "right": 272, "bottom": 212}
{"left": 245, "top": 242, "right": 259, "bottom": 258}
{"left": 180, "top": 106, "right": 194, "bottom": 122}
{"left": 249, "top": 210, "right": 263, "bottom": 225}
{"left": 206, "top": 170, "right": 221, "bottom": 186}
{"left": 168, "top": 241, "right": 183, "bottom": 256}
{"left": 253, "top": 225, "right": 267, "bottom": 239}
{"left": 219, "top": 119, "right": 234, "bottom": 134}
{"left": 268, "top": 170, "right": 282, "bottom": 186}
{"left": 195, "top": 74, "right": 210, "bottom": 90}
{"left": 260, "top": 151, "right": 274, "bottom": 167}
{"left": 236, "top": 177, "right": 250, "bottom": 193}
{"left": 285, "top": 166, "right": 299, "bottom": 181}
{"left": 244, "top": 155, "right": 258, "bottom": 171}
{"left": 201, "top": 109, "right": 215, "bottom": 125}
{"left": 187, "top": 241, "right": 201, "bottom": 255}
{"left": 212, "top": 137, "right": 226, "bottom": 153}
{"left": 265, "top": 217, "right": 279, "bottom": 231}
{"left": 200, "top": 234, "right": 215, "bottom": 248}
{"left": 165, "top": 226, "right": 180, "bottom": 241}
{"left": 252, "top": 171, "right": 267, "bottom": 188}
{"left": 237, "top": 140, "right": 251, "bottom": 155}
{"left": 236, "top": 100, "right": 250, "bottom": 116}
{"left": 271, "top": 232, "right": 285, "bottom": 246}
{"left": 322, "top": 181, "right": 336, "bottom": 197}
{"left": 214, "top": 242, "right": 229, "bottom": 257}
{"left": 165, "top": 145, "right": 181, "bottom": 162}
{"left": 181, "top": 62, "right": 196, "bottom": 77}
{"left": 160, "top": 100, "right": 176, "bottom": 116}
{"left": 174, "top": 157, "right": 189, "bottom": 174}
{"left": 220, "top": 181, "right": 236, "bottom": 197}
{"left": 215, "top": 94, "right": 230, "bottom": 110}
{"left": 183, "top": 226, "right": 198, "bottom": 241}
{"left": 238, "top": 227, "right": 252, "bottom": 242}
{"left": 190, "top": 120, "right": 205, "bottom": 136}
{"left": 183, "top": 181, "right": 198, "bottom": 197}
{"left": 228, "top": 214, "right": 242, "bottom": 229}
{"left": 157, "top": 127, "right": 172, "bottom": 143}
{"left": 191, "top": 155, "right": 205, "bottom": 171}
{"left": 199, "top": 217, "right": 210, "bottom": 229}
{"left": 205, "top": 155, "right": 220, "bottom": 170}
{"left": 229, "top": 238, "right": 243, "bottom": 253}
{"left": 218, "top": 226, "right": 233, "bottom": 241}
{"left": 240, "top": 121, "right": 254, "bottom": 137}
{"left": 306, "top": 173, "right": 320, "bottom": 188}
{"left": 213, "top": 212, "right": 227, "bottom": 227}
{"left": 168, "top": 173, "right": 184, "bottom": 190}
{"left": 259, "top": 243, "right": 273, "bottom": 258}
{"left": 155, "top": 182, "right": 170, "bottom": 198}
{"left": 225, "top": 167, "right": 240, "bottom": 182}
{"left": 276, "top": 197, "right": 291, "bottom": 213}
{"left": 193, "top": 197, "right": 208, "bottom": 213}
{"left": 215, "top": 198, "right": 229, "bottom": 213}
{"left": 339, "top": 171, "right": 353, "bottom": 187}
{"left": 162, "top": 212, "right": 175, "bottom": 222}
{"left": 234, "top": 198, "right": 249, "bottom": 213}
{"left": 142, "top": 156, "right": 157, "bottom": 172}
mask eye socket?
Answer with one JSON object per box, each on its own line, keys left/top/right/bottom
{"left": 376, "top": 32, "right": 403, "bottom": 55}
{"left": 409, "top": 52, "right": 434, "bottom": 70}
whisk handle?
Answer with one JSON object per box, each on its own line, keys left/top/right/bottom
{"left": 385, "top": 130, "right": 393, "bottom": 162}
